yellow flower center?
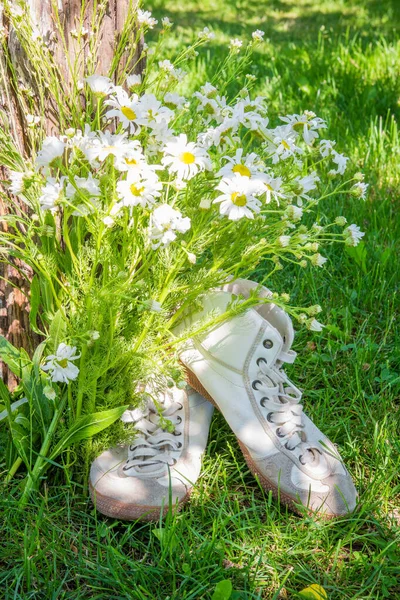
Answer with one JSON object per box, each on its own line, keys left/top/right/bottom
{"left": 125, "top": 157, "right": 138, "bottom": 165}
{"left": 121, "top": 106, "right": 137, "bottom": 120}
{"left": 180, "top": 152, "right": 195, "bottom": 164}
{"left": 232, "top": 164, "right": 251, "bottom": 177}
{"left": 282, "top": 140, "right": 291, "bottom": 150}
{"left": 231, "top": 192, "right": 247, "bottom": 206}
{"left": 57, "top": 359, "right": 68, "bottom": 368}
{"left": 130, "top": 183, "right": 145, "bottom": 196}
{"left": 265, "top": 184, "right": 273, "bottom": 191}
{"left": 293, "top": 121, "right": 306, "bottom": 130}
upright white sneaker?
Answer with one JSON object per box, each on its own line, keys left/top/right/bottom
{"left": 90, "top": 385, "right": 214, "bottom": 521}
{"left": 175, "top": 279, "right": 357, "bottom": 517}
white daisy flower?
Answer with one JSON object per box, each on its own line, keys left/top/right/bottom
{"left": 42, "top": 343, "right": 80, "bottom": 384}
{"left": 113, "top": 146, "right": 147, "bottom": 172}
{"left": 36, "top": 136, "right": 65, "bottom": 168}
{"left": 319, "top": 139, "right": 336, "bottom": 157}
{"left": 137, "top": 9, "right": 158, "bottom": 28}
{"left": 105, "top": 88, "right": 141, "bottom": 133}
{"left": 65, "top": 173, "right": 101, "bottom": 199}
{"left": 217, "top": 149, "right": 263, "bottom": 179}
{"left": 280, "top": 112, "right": 327, "bottom": 145}
{"left": 331, "top": 151, "right": 349, "bottom": 175}
{"left": 198, "top": 27, "right": 215, "bottom": 40}
{"left": 261, "top": 174, "right": 285, "bottom": 204}
{"left": 164, "top": 92, "right": 187, "bottom": 108}
{"left": 9, "top": 171, "right": 25, "bottom": 195}
{"left": 162, "top": 134, "right": 211, "bottom": 180}
{"left": 308, "top": 319, "right": 325, "bottom": 332}
{"left": 150, "top": 204, "right": 191, "bottom": 249}
{"left": 268, "top": 125, "right": 303, "bottom": 163}
{"left": 293, "top": 171, "right": 320, "bottom": 204}
{"left": 84, "top": 75, "right": 114, "bottom": 96}
{"left": 344, "top": 224, "right": 365, "bottom": 246}
{"left": 229, "top": 38, "right": 243, "bottom": 52}
{"left": 86, "top": 131, "right": 134, "bottom": 163}
{"left": 39, "top": 178, "right": 63, "bottom": 213}
{"left": 126, "top": 74, "right": 142, "bottom": 88}
{"left": 116, "top": 172, "right": 162, "bottom": 209}
{"left": 351, "top": 182, "right": 368, "bottom": 199}
{"left": 214, "top": 174, "right": 262, "bottom": 221}
{"left": 311, "top": 253, "right": 328, "bottom": 267}
{"left": 136, "top": 94, "right": 174, "bottom": 128}
{"left": 279, "top": 235, "right": 291, "bottom": 247}
{"left": 252, "top": 29, "right": 265, "bottom": 42}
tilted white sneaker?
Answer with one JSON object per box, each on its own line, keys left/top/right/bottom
{"left": 90, "top": 385, "right": 214, "bottom": 521}
{"left": 175, "top": 280, "right": 357, "bottom": 517}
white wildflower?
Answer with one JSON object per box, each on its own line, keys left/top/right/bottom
{"left": 137, "top": 9, "right": 158, "bottom": 28}
{"left": 344, "top": 224, "right": 365, "bottom": 246}
{"left": 150, "top": 204, "right": 191, "bottom": 249}
{"left": 39, "top": 178, "right": 63, "bottom": 213}
{"left": 229, "top": 38, "right": 243, "bottom": 52}
{"left": 105, "top": 88, "right": 141, "bottom": 133}
{"left": 198, "top": 27, "right": 215, "bottom": 40}
{"left": 308, "top": 319, "right": 325, "bottom": 332}
{"left": 214, "top": 174, "right": 262, "bottom": 221}
{"left": 84, "top": 75, "right": 114, "bottom": 96}
{"left": 279, "top": 235, "right": 291, "bottom": 247}
{"left": 351, "top": 182, "right": 368, "bottom": 199}
{"left": 36, "top": 136, "right": 66, "bottom": 168}
{"left": 126, "top": 74, "right": 142, "bottom": 88}
{"left": 42, "top": 343, "right": 80, "bottom": 384}
{"left": 162, "top": 134, "right": 211, "bottom": 180}
{"left": 252, "top": 30, "right": 265, "bottom": 42}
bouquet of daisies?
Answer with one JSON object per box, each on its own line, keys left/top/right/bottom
{"left": 0, "top": 4, "right": 366, "bottom": 502}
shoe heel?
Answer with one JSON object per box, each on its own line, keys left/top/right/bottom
{"left": 183, "top": 366, "right": 219, "bottom": 411}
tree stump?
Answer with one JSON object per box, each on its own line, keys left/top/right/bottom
{"left": 0, "top": 0, "right": 141, "bottom": 388}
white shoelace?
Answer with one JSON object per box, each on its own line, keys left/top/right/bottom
{"left": 121, "top": 392, "right": 184, "bottom": 476}
{"left": 253, "top": 348, "right": 321, "bottom": 467}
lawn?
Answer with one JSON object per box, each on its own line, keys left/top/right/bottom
{"left": 1, "top": 0, "right": 399, "bottom": 598}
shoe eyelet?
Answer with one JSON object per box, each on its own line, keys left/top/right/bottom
{"left": 299, "top": 454, "right": 305, "bottom": 465}
{"left": 284, "top": 442, "right": 293, "bottom": 451}
{"left": 260, "top": 397, "right": 268, "bottom": 407}
{"left": 276, "top": 427, "right": 285, "bottom": 438}
{"left": 252, "top": 379, "right": 262, "bottom": 390}
{"left": 176, "top": 416, "right": 182, "bottom": 424}
{"left": 177, "top": 442, "right": 182, "bottom": 449}
{"left": 263, "top": 339, "right": 273, "bottom": 349}
{"left": 173, "top": 431, "right": 182, "bottom": 436}
{"left": 256, "top": 357, "right": 267, "bottom": 366}
{"left": 267, "top": 412, "right": 274, "bottom": 422}
{"left": 177, "top": 402, "right": 183, "bottom": 410}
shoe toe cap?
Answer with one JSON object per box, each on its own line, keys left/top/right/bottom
{"left": 89, "top": 447, "right": 189, "bottom": 520}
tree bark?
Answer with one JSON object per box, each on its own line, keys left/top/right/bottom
{"left": 0, "top": 0, "right": 141, "bottom": 388}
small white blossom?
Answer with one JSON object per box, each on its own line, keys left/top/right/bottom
{"left": 311, "top": 253, "right": 328, "bottom": 267}
{"left": 126, "top": 74, "right": 142, "bottom": 88}
{"left": 42, "top": 343, "right": 80, "bottom": 384}
{"left": 229, "top": 38, "right": 243, "bottom": 52}
{"left": 36, "top": 136, "right": 66, "bottom": 168}
{"left": 39, "top": 178, "right": 63, "bottom": 213}
{"left": 85, "top": 75, "right": 114, "bottom": 96}
{"left": 351, "top": 182, "right": 368, "bottom": 199}
{"left": 344, "top": 224, "right": 365, "bottom": 246}
{"left": 214, "top": 174, "right": 262, "bottom": 221}
{"left": 279, "top": 235, "right": 291, "bottom": 247}
{"left": 198, "top": 27, "right": 215, "bottom": 40}
{"left": 150, "top": 204, "right": 191, "bottom": 249}
{"left": 252, "top": 30, "right": 265, "bottom": 42}
{"left": 137, "top": 9, "right": 158, "bottom": 28}
{"left": 162, "top": 134, "right": 211, "bottom": 180}
{"left": 308, "top": 319, "right": 325, "bottom": 332}
{"left": 161, "top": 16, "right": 173, "bottom": 28}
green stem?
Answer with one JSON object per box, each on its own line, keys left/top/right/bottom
{"left": 19, "top": 394, "right": 67, "bottom": 507}
{"left": 5, "top": 456, "right": 23, "bottom": 483}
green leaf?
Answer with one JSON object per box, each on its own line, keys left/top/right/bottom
{"left": 211, "top": 580, "right": 233, "bottom": 600}
{"left": 345, "top": 241, "right": 367, "bottom": 274}
{"left": 298, "top": 584, "right": 328, "bottom": 600}
{"left": 0, "top": 336, "right": 27, "bottom": 378}
{"left": 152, "top": 527, "right": 179, "bottom": 550}
{"left": 49, "top": 406, "right": 127, "bottom": 460}
{"left": 29, "top": 275, "right": 44, "bottom": 334}
{"left": 47, "top": 309, "right": 67, "bottom": 354}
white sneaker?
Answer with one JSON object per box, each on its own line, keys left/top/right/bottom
{"left": 175, "top": 280, "right": 357, "bottom": 517}
{"left": 90, "top": 385, "right": 214, "bottom": 521}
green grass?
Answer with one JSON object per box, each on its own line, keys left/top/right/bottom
{"left": 1, "top": 0, "right": 399, "bottom": 598}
